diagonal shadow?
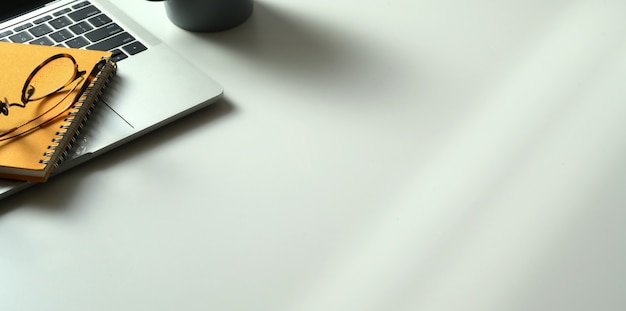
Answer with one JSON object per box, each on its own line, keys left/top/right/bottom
{"left": 179, "top": 1, "right": 410, "bottom": 105}
{"left": 193, "top": 1, "right": 350, "bottom": 75}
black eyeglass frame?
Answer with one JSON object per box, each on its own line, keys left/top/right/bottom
{"left": 21, "top": 53, "right": 87, "bottom": 104}
{"left": 0, "top": 53, "right": 106, "bottom": 142}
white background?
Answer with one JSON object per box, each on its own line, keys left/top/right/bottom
{"left": 2, "top": 0, "right": 626, "bottom": 310}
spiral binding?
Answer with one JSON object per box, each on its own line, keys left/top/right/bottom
{"left": 39, "top": 58, "right": 118, "bottom": 167}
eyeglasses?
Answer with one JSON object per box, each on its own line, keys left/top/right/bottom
{"left": 0, "top": 53, "right": 102, "bottom": 142}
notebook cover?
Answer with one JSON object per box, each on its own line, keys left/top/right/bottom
{"left": 0, "top": 42, "right": 113, "bottom": 182}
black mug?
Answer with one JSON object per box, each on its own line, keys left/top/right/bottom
{"left": 149, "top": 0, "right": 253, "bottom": 32}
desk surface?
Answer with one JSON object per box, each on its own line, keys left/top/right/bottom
{"left": 3, "top": 0, "right": 626, "bottom": 310}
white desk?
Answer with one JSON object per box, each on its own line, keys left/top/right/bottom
{"left": 2, "top": 0, "right": 626, "bottom": 310}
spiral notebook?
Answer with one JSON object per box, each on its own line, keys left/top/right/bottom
{"left": 0, "top": 42, "right": 115, "bottom": 182}
{"left": 0, "top": 0, "right": 223, "bottom": 199}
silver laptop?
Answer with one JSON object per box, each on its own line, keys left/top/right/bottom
{"left": 0, "top": 0, "right": 224, "bottom": 199}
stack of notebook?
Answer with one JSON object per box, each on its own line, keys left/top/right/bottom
{"left": 0, "top": 42, "right": 116, "bottom": 182}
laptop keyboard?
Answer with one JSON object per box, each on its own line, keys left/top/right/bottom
{"left": 0, "top": 1, "right": 147, "bottom": 62}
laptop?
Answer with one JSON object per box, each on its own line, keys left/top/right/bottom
{"left": 0, "top": 0, "right": 224, "bottom": 199}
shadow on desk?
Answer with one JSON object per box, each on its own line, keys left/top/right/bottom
{"left": 195, "top": 1, "right": 343, "bottom": 72}
{"left": 0, "top": 98, "right": 235, "bottom": 215}
{"left": 184, "top": 1, "right": 405, "bottom": 104}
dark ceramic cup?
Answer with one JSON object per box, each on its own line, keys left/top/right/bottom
{"left": 149, "top": 0, "right": 253, "bottom": 32}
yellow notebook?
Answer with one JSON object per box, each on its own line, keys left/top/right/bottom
{"left": 0, "top": 42, "right": 116, "bottom": 182}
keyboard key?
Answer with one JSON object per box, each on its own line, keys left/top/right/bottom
{"left": 122, "top": 41, "right": 147, "bottom": 55}
{"left": 50, "top": 16, "right": 73, "bottom": 29}
{"left": 69, "top": 21, "right": 94, "bottom": 35}
{"left": 0, "top": 30, "right": 13, "bottom": 38}
{"left": 29, "top": 24, "right": 53, "bottom": 37}
{"left": 30, "top": 37, "right": 55, "bottom": 46}
{"left": 85, "top": 23, "right": 122, "bottom": 42}
{"left": 88, "top": 14, "right": 112, "bottom": 27}
{"left": 53, "top": 8, "right": 72, "bottom": 16}
{"left": 14, "top": 23, "right": 33, "bottom": 32}
{"left": 50, "top": 29, "right": 74, "bottom": 42}
{"left": 111, "top": 49, "right": 128, "bottom": 62}
{"left": 68, "top": 6, "right": 101, "bottom": 22}
{"left": 9, "top": 32, "right": 34, "bottom": 43}
{"left": 72, "top": 1, "right": 91, "bottom": 9}
{"left": 87, "top": 32, "right": 135, "bottom": 51}
{"left": 33, "top": 16, "right": 52, "bottom": 24}
{"left": 66, "top": 36, "right": 89, "bottom": 48}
